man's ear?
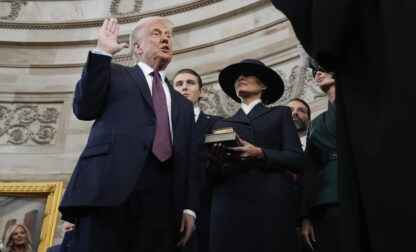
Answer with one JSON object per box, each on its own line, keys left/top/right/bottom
{"left": 199, "top": 87, "right": 205, "bottom": 98}
{"left": 133, "top": 42, "right": 143, "bottom": 55}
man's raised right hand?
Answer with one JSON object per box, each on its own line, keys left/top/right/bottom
{"left": 96, "top": 18, "right": 129, "bottom": 55}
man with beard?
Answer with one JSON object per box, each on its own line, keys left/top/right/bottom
{"left": 288, "top": 98, "right": 311, "bottom": 251}
{"left": 288, "top": 98, "right": 311, "bottom": 151}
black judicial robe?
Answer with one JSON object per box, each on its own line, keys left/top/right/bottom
{"left": 270, "top": 1, "right": 416, "bottom": 251}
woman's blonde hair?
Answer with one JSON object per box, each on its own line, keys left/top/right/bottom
{"left": 3, "top": 224, "right": 33, "bottom": 252}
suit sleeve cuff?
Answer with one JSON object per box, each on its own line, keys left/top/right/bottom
{"left": 183, "top": 209, "right": 196, "bottom": 219}
{"left": 91, "top": 48, "right": 113, "bottom": 58}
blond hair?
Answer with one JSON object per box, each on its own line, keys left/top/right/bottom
{"left": 3, "top": 224, "right": 33, "bottom": 252}
{"left": 129, "top": 16, "right": 173, "bottom": 63}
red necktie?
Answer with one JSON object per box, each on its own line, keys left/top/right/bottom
{"left": 151, "top": 71, "right": 172, "bottom": 162}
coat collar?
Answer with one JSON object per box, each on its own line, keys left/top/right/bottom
{"left": 223, "top": 108, "right": 251, "bottom": 124}
{"left": 246, "top": 103, "right": 271, "bottom": 121}
{"left": 224, "top": 103, "right": 271, "bottom": 124}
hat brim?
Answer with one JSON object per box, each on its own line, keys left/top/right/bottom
{"left": 218, "top": 62, "right": 284, "bottom": 105}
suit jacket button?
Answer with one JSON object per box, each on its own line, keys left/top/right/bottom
{"left": 142, "top": 145, "right": 148, "bottom": 150}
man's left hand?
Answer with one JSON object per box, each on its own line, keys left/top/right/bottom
{"left": 176, "top": 213, "right": 196, "bottom": 247}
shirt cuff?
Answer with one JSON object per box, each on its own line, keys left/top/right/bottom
{"left": 91, "top": 48, "right": 112, "bottom": 58}
{"left": 183, "top": 209, "right": 196, "bottom": 219}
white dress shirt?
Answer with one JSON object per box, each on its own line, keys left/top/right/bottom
{"left": 194, "top": 107, "right": 201, "bottom": 122}
{"left": 300, "top": 135, "right": 307, "bottom": 151}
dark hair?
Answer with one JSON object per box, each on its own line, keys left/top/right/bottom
{"left": 173, "top": 68, "right": 203, "bottom": 89}
{"left": 288, "top": 98, "right": 311, "bottom": 119}
{"left": 307, "top": 56, "right": 336, "bottom": 78}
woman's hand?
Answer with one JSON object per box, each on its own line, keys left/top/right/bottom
{"left": 228, "top": 139, "right": 265, "bottom": 160}
{"left": 301, "top": 218, "right": 316, "bottom": 251}
{"left": 208, "top": 143, "right": 229, "bottom": 162}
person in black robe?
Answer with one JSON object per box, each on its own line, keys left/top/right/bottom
{"left": 270, "top": 1, "right": 416, "bottom": 251}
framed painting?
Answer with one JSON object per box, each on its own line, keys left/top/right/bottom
{"left": 0, "top": 182, "right": 63, "bottom": 252}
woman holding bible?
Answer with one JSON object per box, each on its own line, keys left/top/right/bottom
{"left": 207, "top": 59, "right": 305, "bottom": 252}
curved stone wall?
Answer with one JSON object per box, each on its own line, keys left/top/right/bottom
{"left": 0, "top": 0, "right": 328, "bottom": 244}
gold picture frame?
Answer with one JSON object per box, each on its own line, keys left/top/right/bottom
{"left": 0, "top": 182, "right": 63, "bottom": 252}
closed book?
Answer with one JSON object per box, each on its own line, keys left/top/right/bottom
{"left": 204, "top": 127, "right": 242, "bottom": 148}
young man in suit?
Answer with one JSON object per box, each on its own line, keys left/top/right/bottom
{"left": 59, "top": 17, "right": 197, "bottom": 252}
{"left": 173, "top": 69, "right": 222, "bottom": 252}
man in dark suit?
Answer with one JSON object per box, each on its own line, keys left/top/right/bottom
{"left": 59, "top": 17, "right": 196, "bottom": 252}
{"left": 173, "top": 69, "right": 222, "bottom": 252}
{"left": 270, "top": 1, "right": 416, "bottom": 251}
{"left": 46, "top": 222, "right": 75, "bottom": 252}
{"left": 287, "top": 98, "right": 311, "bottom": 251}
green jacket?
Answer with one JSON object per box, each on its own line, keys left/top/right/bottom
{"left": 301, "top": 101, "right": 337, "bottom": 218}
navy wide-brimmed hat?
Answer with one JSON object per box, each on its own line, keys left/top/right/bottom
{"left": 218, "top": 59, "right": 284, "bottom": 105}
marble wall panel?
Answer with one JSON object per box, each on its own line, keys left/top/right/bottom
{"left": 0, "top": 67, "right": 81, "bottom": 93}
{"left": 0, "top": 92, "right": 73, "bottom": 154}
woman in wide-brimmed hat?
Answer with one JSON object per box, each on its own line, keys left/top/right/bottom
{"left": 207, "top": 59, "right": 305, "bottom": 252}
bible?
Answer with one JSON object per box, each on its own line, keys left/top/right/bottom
{"left": 204, "top": 127, "right": 242, "bottom": 148}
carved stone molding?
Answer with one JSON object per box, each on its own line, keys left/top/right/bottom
{"left": 0, "top": 92, "right": 72, "bottom": 153}
{"left": 110, "top": 0, "right": 143, "bottom": 16}
{"left": 0, "top": 103, "right": 60, "bottom": 146}
{"left": 0, "top": 1, "right": 22, "bottom": 21}
{"left": 0, "top": 0, "right": 225, "bottom": 29}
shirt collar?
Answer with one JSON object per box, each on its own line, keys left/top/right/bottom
{"left": 138, "top": 61, "right": 166, "bottom": 81}
{"left": 194, "top": 107, "right": 201, "bottom": 122}
{"left": 241, "top": 99, "right": 262, "bottom": 114}
{"left": 300, "top": 135, "right": 307, "bottom": 151}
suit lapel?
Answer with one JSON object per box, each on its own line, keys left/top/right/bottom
{"left": 223, "top": 108, "right": 251, "bottom": 125}
{"left": 166, "top": 79, "right": 179, "bottom": 128}
{"left": 125, "top": 65, "right": 154, "bottom": 110}
{"left": 196, "top": 111, "right": 212, "bottom": 136}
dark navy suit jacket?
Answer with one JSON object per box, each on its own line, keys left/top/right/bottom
{"left": 183, "top": 111, "right": 222, "bottom": 252}
{"left": 59, "top": 52, "right": 197, "bottom": 226}
{"left": 208, "top": 104, "right": 305, "bottom": 252}
{"left": 194, "top": 112, "right": 222, "bottom": 233}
